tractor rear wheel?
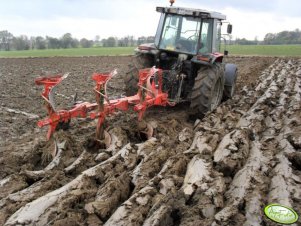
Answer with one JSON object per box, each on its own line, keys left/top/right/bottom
{"left": 124, "top": 54, "right": 153, "bottom": 96}
{"left": 190, "top": 65, "right": 224, "bottom": 116}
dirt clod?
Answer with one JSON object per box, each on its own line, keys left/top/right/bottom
{"left": 1, "top": 56, "right": 300, "bottom": 226}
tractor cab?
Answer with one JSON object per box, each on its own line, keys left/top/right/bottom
{"left": 154, "top": 7, "right": 228, "bottom": 56}
{"left": 125, "top": 5, "right": 237, "bottom": 117}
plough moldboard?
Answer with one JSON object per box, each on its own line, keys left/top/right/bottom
{"left": 35, "top": 67, "right": 172, "bottom": 141}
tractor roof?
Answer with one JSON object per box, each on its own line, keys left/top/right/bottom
{"left": 156, "top": 6, "right": 226, "bottom": 20}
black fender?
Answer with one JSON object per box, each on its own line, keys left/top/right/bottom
{"left": 223, "top": 63, "right": 238, "bottom": 99}
{"left": 224, "top": 63, "right": 237, "bottom": 86}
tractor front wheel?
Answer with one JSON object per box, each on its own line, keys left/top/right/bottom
{"left": 190, "top": 65, "right": 224, "bottom": 116}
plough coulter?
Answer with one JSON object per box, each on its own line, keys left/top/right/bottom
{"left": 35, "top": 67, "right": 170, "bottom": 140}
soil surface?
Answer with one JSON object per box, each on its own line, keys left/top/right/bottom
{"left": 0, "top": 56, "right": 300, "bottom": 226}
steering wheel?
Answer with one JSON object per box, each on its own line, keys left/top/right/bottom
{"left": 186, "top": 34, "right": 197, "bottom": 41}
{"left": 175, "top": 43, "right": 185, "bottom": 51}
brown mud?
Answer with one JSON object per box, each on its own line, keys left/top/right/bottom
{"left": 0, "top": 56, "right": 300, "bottom": 226}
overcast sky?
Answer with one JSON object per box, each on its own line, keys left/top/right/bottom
{"left": 0, "top": 0, "right": 301, "bottom": 40}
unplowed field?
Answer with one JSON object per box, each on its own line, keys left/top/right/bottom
{"left": 0, "top": 56, "right": 300, "bottom": 226}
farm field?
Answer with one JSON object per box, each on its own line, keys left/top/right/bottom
{"left": 0, "top": 47, "right": 135, "bottom": 58}
{"left": 225, "top": 44, "right": 301, "bottom": 56}
{"left": 0, "top": 44, "right": 301, "bottom": 58}
{"left": 0, "top": 55, "right": 301, "bottom": 225}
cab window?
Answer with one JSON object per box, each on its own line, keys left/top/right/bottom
{"left": 199, "top": 20, "right": 213, "bottom": 54}
{"left": 159, "top": 14, "right": 201, "bottom": 54}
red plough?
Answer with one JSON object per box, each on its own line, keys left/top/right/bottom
{"left": 35, "top": 67, "right": 171, "bottom": 140}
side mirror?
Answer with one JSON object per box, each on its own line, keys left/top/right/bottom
{"left": 227, "top": 24, "right": 233, "bottom": 34}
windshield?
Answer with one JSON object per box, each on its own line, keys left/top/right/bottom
{"left": 159, "top": 14, "right": 200, "bottom": 54}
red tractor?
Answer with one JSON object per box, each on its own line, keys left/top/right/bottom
{"left": 125, "top": 6, "right": 237, "bottom": 115}
{"left": 35, "top": 5, "right": 237, "bottom": 141}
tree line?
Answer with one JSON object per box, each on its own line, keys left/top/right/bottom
{"left": 1, "top": 29, "right": 300, "bottom": 51}
{"left": 0, "top": 30, "right": 155, "bottom": 51}
{"left": 233, "top": 29, "right": 301, "bottom": 45}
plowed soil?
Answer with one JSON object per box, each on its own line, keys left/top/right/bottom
{"left": 0, "top": 56, "right": 301, "bottom": 226}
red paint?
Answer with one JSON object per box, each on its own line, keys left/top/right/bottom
{"left": 35, "top": 67, "right": 170, "bottom": 140}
